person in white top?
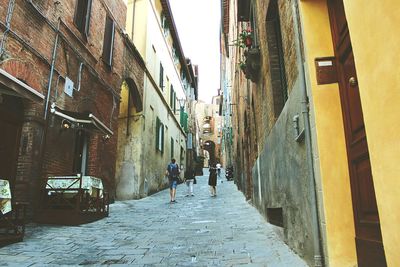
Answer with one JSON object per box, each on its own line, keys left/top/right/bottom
{"left": 216, "top": 163, "right": 222, "bottom": 178}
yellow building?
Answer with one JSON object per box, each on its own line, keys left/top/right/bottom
{"left": 117, "top": 0, "right": 194, "bottom": 199}
{"left": 299, "top": 0, "right": 400, "bottom": 266}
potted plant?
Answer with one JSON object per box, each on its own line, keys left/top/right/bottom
{"left": 244, "top": 47, "right": 260, "bottom": 82}
{"left": 239, "top": 29, "right": 252, "bottom": 48}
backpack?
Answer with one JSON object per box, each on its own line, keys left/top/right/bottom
{"left": 168, "top": 163, "right": 179, "bottom": 178}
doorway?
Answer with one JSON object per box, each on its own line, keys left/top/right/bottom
{"left": 73, "top": 130, "right": 88, "bottom": 175}
{"left": 0, "top": 95, "right": 23, "bottom": 188}
{"left": 328, "top": 1, "right": 386, "bottom": 266}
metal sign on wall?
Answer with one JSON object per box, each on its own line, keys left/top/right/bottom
{"left": 315, "top": 57, "right": 338, "bottom": 85}
{"left": 187, "top": 133, "right": 193, "bottom": 149}
{"left": 64, "top": 76, "right": 74, "bottom": 97}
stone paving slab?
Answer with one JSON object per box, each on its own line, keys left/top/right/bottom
{"left": 0, "top": 170, "right": 308, "bottom": 266}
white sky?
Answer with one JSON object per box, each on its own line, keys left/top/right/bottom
{"left": 169, "top": 0, "right": 221, "bottom": 104}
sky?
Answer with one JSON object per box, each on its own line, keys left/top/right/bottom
{"left": 169, "top": 0, "right": 221, "bottom": 104}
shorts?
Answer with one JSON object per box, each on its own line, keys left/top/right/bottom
{"left": 169, "top": 180, "right": 178, "bottom": 189}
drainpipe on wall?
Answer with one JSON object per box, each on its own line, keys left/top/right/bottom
{"left": 0, "top": 0, "right": 15, "bottom": 58}
{"left": 44, "top": 19, "right": 61, "bottom": 120}
{"left": 293, "top": 1, "right": 324, "bottom": 266}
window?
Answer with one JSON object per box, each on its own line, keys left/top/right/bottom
{"left": 156, "top": 117, "right": 164, "bottom": 152}
{"left": 159, "top": 63, "right": 164, "bottom": 90}
{"left": 74, "top": 0, "right": 92, "bottom": 38}
{"left": 170, "top": 137, "right": 174, "bottom": 159}
{"left": 169, "top": 85, "right": 176, "bottom": 113}
{"left": 266, "top": 0, "right": 287, "bottom": 117}
{"left": 102, "top": 16, "right": 115, "bottom": 67}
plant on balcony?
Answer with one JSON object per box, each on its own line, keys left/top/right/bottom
{"left": 232, "top": 29, "right": 253, "bottom": 48}
{"left": 242, "top": 48, "right": 260, "bottom": 82}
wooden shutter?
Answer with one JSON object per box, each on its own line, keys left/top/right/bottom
{"left": 170, "top": 138, "right": 174, "bottom": 159}
{"left": 159, "top": 63, "right": 164, "bottom": 89}
{"left": 74, "top": 0, "right": 92, "bottom": 37}
{"left": 103, "top": 16, "right": 115, "bottom": 67}
{"left": 170, "top": 87, "right": 174, "bottom": 108}
{"left": 156, "top": 117, "right": 160, "bottom": 150}
{"left": 161, "top": 123, "right": 164, "bottom": 153}
{"left": 84, "top": 0, "right": 92, "bottom": 37}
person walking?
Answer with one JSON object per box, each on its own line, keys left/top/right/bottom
{"left": 208, "top": 163, "right": 217, "bottom": 197}
{"left": 216, "top": 162, "right": 222, "bottom": 178}
{"left": 166, "top": 158, "right": 180, "bottom": 203}
{"left": 184, "top": 167, "right": 195, "bottom": 197}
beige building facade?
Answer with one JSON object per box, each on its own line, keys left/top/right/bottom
{"left": 116, "top": 0, "right": 196, "bottom": 199}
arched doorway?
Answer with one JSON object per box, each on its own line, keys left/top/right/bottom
{"left": 115, "top": 79, "right": 143, "bottom": 200}
{"left": 0, "top": 95, "right": 23, "bottom": 189}
{"left": 203, "top": 140, "right": 216, "bottom": 165}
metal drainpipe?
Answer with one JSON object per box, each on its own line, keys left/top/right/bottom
{"left": 0, "top": 0, "right": 16, "bottom": 58}
{"left": 44, "top": 19, "right": 61, "bottom": 120}
{"left": 293, "top": 1, "right": 324, "bottom": 266}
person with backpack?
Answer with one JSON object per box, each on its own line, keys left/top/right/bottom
{"left": 166, "top": 158, "right": 180, "bottom": 203}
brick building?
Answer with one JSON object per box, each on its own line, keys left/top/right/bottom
{"left": 0, "top": 0, "right": 144, "bottom": 218}
{"left": 222, "top": 0, "right": 400, "bottom": 266}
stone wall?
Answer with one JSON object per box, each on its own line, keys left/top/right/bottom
{"left": 227, "top": 0, "right": 317, "bottom": 264}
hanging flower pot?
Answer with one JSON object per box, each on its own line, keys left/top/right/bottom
{"left": 245, "top": 36, "right": 252, "bottom": 48}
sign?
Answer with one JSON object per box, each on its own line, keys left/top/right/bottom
{"left": 187, "top": 133, "right": 193, "bottom": 149}
{"left": 64, "top": 76, "right": 74, "bottom": 97}
{"left": 315, "top": 57, "right": 338, "bottom": 85}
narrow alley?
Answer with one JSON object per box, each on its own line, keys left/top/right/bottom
{"left": 0, "top": 170, "right": 307, "bottom": 267}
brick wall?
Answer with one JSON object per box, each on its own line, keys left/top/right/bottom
{"left": 0, "top": 0, "right": 145, "bottom": 214}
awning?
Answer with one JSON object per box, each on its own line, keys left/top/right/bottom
{"left": 0, "top": 68, "right": 45, "bottom": 102}
{"left": 50, "top": 104, "right": 113, "bottom": 136}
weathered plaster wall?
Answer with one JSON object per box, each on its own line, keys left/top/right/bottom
{"left": 253, "top": 79, "right": 315, "bottom": 265}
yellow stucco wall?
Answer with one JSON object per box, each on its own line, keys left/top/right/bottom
{"left": 343, "top": 1, "right": 400, "bottom": 266}
{"left": 299, "top": 1, "right": 357, "bottom": 266}
{"left": 125, "top": 0, "right": 148, "bottom": 57}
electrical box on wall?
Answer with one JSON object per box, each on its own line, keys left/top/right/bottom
{"left": 64, "top": 76, "right": 74, "bottom": 97}
{"left": 315, "top": 57, "right": 338, "bottom": 85}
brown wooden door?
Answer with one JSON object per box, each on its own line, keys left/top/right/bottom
{"left": 327, "top": 1, "right": 386, "bottom": 266}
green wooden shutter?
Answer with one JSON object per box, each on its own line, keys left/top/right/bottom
{"left": 170, "top": 137, "right": 174, "bottom": 159}
{"left": 156, "top": 117, "right": 160, "bottom": 150}
{"left": 161, "top": 123, "right": 164, "bottom": 153}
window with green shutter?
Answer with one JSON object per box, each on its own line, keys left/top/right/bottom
{"left": 170, "top": 137, "right": 174, "bottom": 159}
{"left": 156, "top": 117, "right": 164, "bottom": 153}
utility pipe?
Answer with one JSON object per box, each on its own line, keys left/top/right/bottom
{"left": 44, "top": 19, "right": 61, "bottom": 120}
{"left": 293, "top": 1, "right": 324, "bottom": 266}
{"left": 0, "top": 0, "right": 16, "bottom": 57}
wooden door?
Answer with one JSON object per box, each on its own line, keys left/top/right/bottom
{"left": 327, "top": 1, "right": 386, "bottom": 266}
{"left": 0, "top": 95, "right": 22, "bottom": 187}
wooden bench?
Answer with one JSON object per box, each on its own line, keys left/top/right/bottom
{"left": 35, "top": 175, "right": 109, "bottom": 225}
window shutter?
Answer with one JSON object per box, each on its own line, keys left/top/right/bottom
{"left": 161, "top": 124, "right": 164, "bottom": 153}
{"left": 74, "top": 0, "right": 85, "bottom": 30}
{"left": 173, "top": 90, "right": 176, "bottom": 113}
{"left": 103, "top": 16, "right": 115, "bottom": 67}
{"left": 159, "top": 63, "right": 164, "bottom": 89}
{"left": 170, "top": 87, "right": 173, "bottom": 108}
{"left": 156, "top": 117, "right": 160, "bottom": 150}
{"left": 84, "top": 0, "right": 92, "bottom": 37}
{"left": 170, "top": 138, "right": 174, "bottom": 159}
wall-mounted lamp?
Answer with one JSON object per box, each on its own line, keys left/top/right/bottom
{"left": 102, "top": 134, "right": 110, "bottom": 141}
{"left": 177, "top": 98, "right": 186, "bottom": 108}
{"left": 293, "top": 114, "right": 305, "bottom": 142}
{"left": 61, "top": 119, "right": 71, "bottom": 129}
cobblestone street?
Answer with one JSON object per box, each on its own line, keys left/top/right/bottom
{"left": 0, "top": 171, "right": 308, "bottom": 266}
